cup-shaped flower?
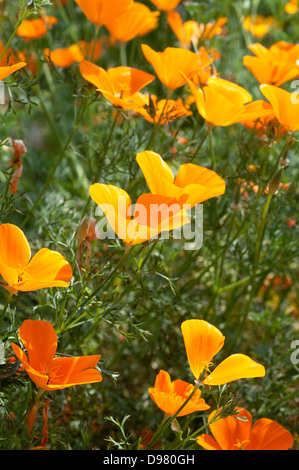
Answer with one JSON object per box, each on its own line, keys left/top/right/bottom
{"left": 243, "top": 42, "right": 299, "bottom": 86}
{"left": 89, "top": 183, "right": 189, "bottom": 246}
{"left": 11, "top": 320, "right": 102, "bottom": 391}
{"left": 185, "top": 75, "right": 252, "bottom": 127}
{"left": 74, "top": 0, "right": 133, "bottom": 27}
{"left": 136, "top": 151, "right": 226, "bottom": 208}
{"left": 105, "top": 2, "right": 160, "bottom": 44}
{"left": 167, "top": 11, "right": 227, "bottom": 47}
{"left": 134, "top": 94, "right": 192, "bottom": 124}
{"left": 260, "top": 84, "right": 299, "bottom": 132}
{"left": 285, "top": 0, "right": 298, "bottom": 14}
{"left": 141, "top": 44, "right": 213, "bottom": 90}
{"left": 17, "top": 16, "right": 58, "bottom": 39}
{"left": 242, "top": 15, "right": 277, "bottom": 38}
{"left": 0, "top": 62, "right": 27, "bottom": 81}
{"left": 148, "top": 370, "right": 210, "bottom": 417}
{"left": 79, "top": 60, "right": 155, "bottom": 110}
{"left": 149, "top": 0, "right": 182, "bottom": 11}
{"left": 196, "top": 407, "right": 294, "bottom": 450}
{"left": 0, "top": 224, "right": 72, "bottom": 293}
{"left": 181, "top": 319, "right": 265, "bottom": 385}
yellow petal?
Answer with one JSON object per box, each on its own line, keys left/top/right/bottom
{"left": 203, "top": 353, "right": 266, "bottom": 386}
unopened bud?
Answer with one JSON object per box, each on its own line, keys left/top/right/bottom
{"left": 12, "top": 140, "right": 27, "bottom": 159}
{"left": 267, "top": 167, "right": 284, "bottom": 195}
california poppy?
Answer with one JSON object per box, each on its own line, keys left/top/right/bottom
{"left": 196, "top": 407, "right": 294, "bottom": 450}
{"left": 11, "top": 320, "right": 102, "bottom": 391}
{"left": 0, "top": 224, "right": 72, "bottom": 294}
{"left": 44, "top": 45, "right": 84, "bottom": 68}
{"left": 136, "top": 151, "right": 226, "bottom": 208}
{"left": 89, "top": 183, "right": 189, "bottom": 246}
{"left": 242, "top": 14, "right": 277, "bottom": 38}
{"left": 148, "top": 370, "right": 210, "bottom": 417}
{"left": 181, "top": 319, "right": 265, "bottom": 385}
{"left": 285, "top": 0, "right": 298, "bottom": 14}
{"left": 17, "top": 16, "right": 58, "bottom": 40}
{"left": 141, "top": 44, "right": 213, "bottom": 90}
{"left": 167, "top": 11, "right": 227, "bottom": 48}
{"left": 185, "top": 75, "right": 252, "bottom": 127}
{"left": 135, "top": 94, "right": 192, "bottom": 124}
{"left": 149, "top": 0, "right": 182, "bottom": 11}
{"left": 79, "top": 60, "right": 155, "bottom": 110}
{"left": 260, "top": 84, "right": 299, "bottom": 132}
{"left": 243, "top": 42, "right": 299, "bottom": 86}
{"left": 105, "top": 2, "right": 160, "bottom": 44}
{"left": 74, "top": 0, "right": 134, "bottom": 27}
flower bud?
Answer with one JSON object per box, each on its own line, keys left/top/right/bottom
{"left": 267, "top": 167, "right": 284, "bottom": 195}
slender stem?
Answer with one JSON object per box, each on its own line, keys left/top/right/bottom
{"left": 190, "top": 125, "right": 211, "bottom": 163}
{"left": 0, "top": 5, "right": 28, "bottom": 63}
{"left": 0, "top": 291, "right": 13, "bottom": 333}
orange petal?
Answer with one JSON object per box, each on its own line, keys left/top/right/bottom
{"left": 181, "top": 319, "right": 225, "bottom": 380}
{"left": 17, "top": 248, "right": 72, "bottom": 292}
{"left": 136, "top": 150, "right": 175, "bottom": 194}
{"left": 74, "top": 0, "right": 134, "bottom": 26}
{"left": 0, "top": 62, "right": 27, "bottom": 81}
{"left": 247, "top": 418, "right": 294, "bottom": 450}
{"left": 45, "top": 355, "right": 102, "bottom": 390}
{"left": 208, "top": 408, "right": 252, "bottom": 450}
{"left": 260, "top": 84, "right": 299, "bottom": 132}
{"left": 196, "top": 434, "right": 222, "bottom": 450}
{"left": 203, "top": 353, "right": 266, "bottom": 386}
{"left": 0, "top": 224, "right": 31, "bottom": 287}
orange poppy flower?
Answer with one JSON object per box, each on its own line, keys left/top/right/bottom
{"left": 135, "top": 94, "right": 192, "bottom": 124}
{"left": 0, "top": 224, "right": 72, "bottom": 294}
{"left": 44, "top": 45, "right": 84, "bottom": 68}
{"left": 285, "top": 0, "right": 298, "bottom": 14}
{"left": 89, "top": 183, "right": 189, "bottom": 246}
{"left": 196, "top": 407, "right": 294, "bottom": 450}
{"left": 11, "top": 320, "right": 102, "bottom": 391}
{"left": 79, "top": 60, "right": 155, "bottom": 110}
{"left": 105, "top": 2, "right": 160, "bottom": 44}
{"left": 141, "top": 44, "right": 213, "bottom": 90}
{"left": 243, "top": 43, "right": 299, "bottom": 86}
{"left": 136, "top": 151, "right": 226, "bottom": 208}
{"left": 149, "top": 0, "right": 182, "bottom": 11}
{"left": 185, "top": 75, "right": 252, "bottom": 127}
{"left": 260, "top": 84, "right": 299, "bottom": 132}
{"left": 74, "top": 0, "right": 134, "bottom": 27}
{"left": 242, "top": 14, "right": 277, "bottom": 38}
{"left": 17, "top": 16, "right": 58, "bottom": 40}
{"left": 167, "top": 11, "right": 227, "bottom": 47}
{"left": 181, "top": 319, "right": 265, "bottom": 385}
{"left": 148, "top": 370, "right": 210, "bottom": 417}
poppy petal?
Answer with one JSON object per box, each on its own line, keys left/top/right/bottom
{"left": 181, "top": 319, "right": 225, "bottom": 380}
{"left": 247, "top": 418, "right": 294, "bottom": 450}
{"left": 203, "top": 353, "right": 266, "bottom": 385}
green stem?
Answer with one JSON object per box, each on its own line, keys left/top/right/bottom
{"left": 0, "top": 5, "right": 28, "bottom": 63}
{"left": 0, "top": 291, "right": 13, "bottom": 334}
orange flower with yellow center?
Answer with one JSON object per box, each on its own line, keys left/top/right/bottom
{"left": 79, "top": 60, "right": 155, "bottom": 110}
{"left": 196, "top": 407, "right": 294, "bottom": 450}
{"left": 135, "top": 94, "right": 192, "bottom": 124}
{"left": 242, "top": 14, "right": 277, "bottom": 38}
{"left": 141, "top": 44, "right": 213, "bottom": 90}
{"left": 0, "top": 224, "right": 72, "bottom": 294}
{"left": 136, "top": 150, "right": 226, "bottom": 208}
{"left": 148, "top": 370, "right": 210, "bottom": 417}
{"left": 185, "top": 75, "right": 253, "bottom": 127}
{"left": 181, "top": 319, "right": 265, "bottom": 385}
{"left": 11, "top": 320, "right": 102, "bottom": 391}
{"left": 89, "top": 183, "right": 189, "bottom": 246}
